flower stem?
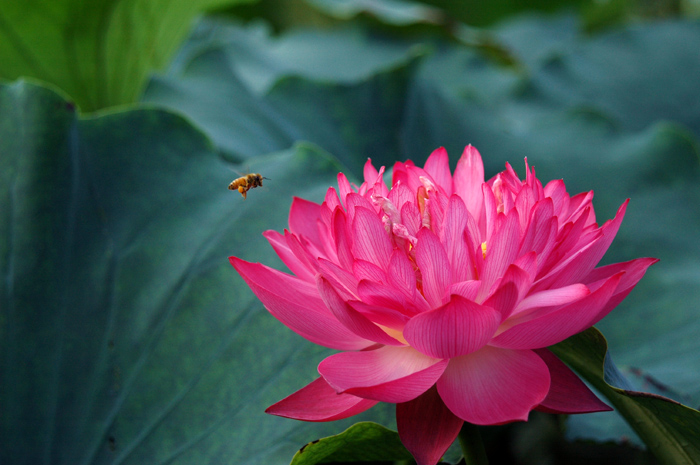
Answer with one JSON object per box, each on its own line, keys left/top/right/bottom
{"left": 458, "top": 422, "right": 489, "bottom": 465}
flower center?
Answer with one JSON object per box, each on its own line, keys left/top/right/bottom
{"left": 481, "top": 241, "right": 487, "bottom": 259}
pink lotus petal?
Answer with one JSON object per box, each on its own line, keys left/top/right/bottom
{"left": 404, "top": 295, "right": 501, "bottom": 359}
{"left": 510, "top": 283, "right": 590, "bottom": 319}
{"left": 317, "top": 258, "right": 359, "bottom": 299}
{"left": 543, "top": 179, "right": 570, "bottom": 219}
{"left": 318, "top": 346, "right": 448, "bottom": 403}
{"left": 502, "top": 162, "right": 522, "bottom": 189}
{"left": 483, "top": 264, "right": 532, "bottom": 320}
{"left": 357, "top": 280, "right": 406, "bottom": 310}
{"left": 448, "top": 280, "right": 481, "bottom": 301}
{"left": 424, "top": 147, "right": 453, "bottom": 196}
{"left": 471, "top": 232, "right": 486, "bottom": 281}
{"left": 533, "top": 200, "right": 628, "bottom": 291}
{"left": 491, "top": 272, "right": 623, "bottom": 349}
{"left": 231, "top": 258, "right": 371, "bottom": 350}
{"left": 351, "top": 206, "right": 393, "bottom": 269}
{"left": 323, "top": 186, "right": 341, "bottom": 212}
{"left": 317, "top": 215, "right": 339, "bottom": 264}
{"left": 266, "top": 376, "right": 378, "bottom": 422}
{"left": 513, "top": 251, "right": 538, "bottom": 281}
{"left": 583, "top": 257, "right": 658, "bottom": 321}
{"left": 443, "top": 195, "right": 475, "bottom": 282}
{"left": 369, "top": 165, "right": 389, "bottom": 198}
{"left": 548, "top": 208, "right": 591, "bottom": 263}
{"left": 317, "top": 276, "right": 403, "bottom": 346}
{"left": 514, "top": 186, "right": 536, "bottom": 233}
{"left": 519, "top": 198, "right": 554, "bottom": 256}
{"left": 584, "top": 257, "right": 658, "bottom": 292}
{"left": 427, "top": 193, "right": 449, "bottom": 240}
{"left": 345, "top": 192, "right": 376, "bottom": 224}
{"left": 357, "top": 278, "right": 428, "bottom": 318}
{"left": 566, "top": 191, "right": 594, "bottom": 224}
{"left": 579, "top": 203, "right": 598, "bottom": 230}
{"left": 263, "top": 230, "right": 316, "bottom": 282}
{"left": 332, "top": 207, "right": 354, "bottom": 270}
{"left": 289, "top": 197, "right": 322, "bottom": 245}
{"left": 407, "top": 163, "right": 432, "bottom": 187}
{"left": 526, "top": 164, "right": 545, "bottom": 200}
{"left": 337, "top": 172, "right": 354, "bottom": 206}
{"left": 437, "top": 346, "right": 550, "bottom": 424}
{"left": 541, "top": 224, "right": 599, "bottom": 278}
{"left": 401, "top": 201, "right": 422, "bottom": 237}
{"left": 284, "top": 229, "right": 320, "bottom": 275}
{"left": 453, "top": 145, "right": 484, "bottom": 222}
{"left": 533, "top": 218, "right": 560, "bottom": 275}
{"left": 464, "top": 203, "right": 482, "bottom": 248}
{"left": 353, "top": 259, "right": 389, "bottom": 284}
{"left": 493, "top": 172, "right": 516, "bottom": 215}
{"left": 319, "top": 200, "right": 334, "bottom": 230}
{"left": 482, "top": 184, "right": 498, "bottom": 242}
{"left": 397, "top": 386, "right": 463, "bottom": 465}
{"left": 393, "top": 160, "right": 424, "bottom": 193}
{"left": 415, "top": 228, "right": 452, "bottom": 308}
{"left": 534, "top": 349, "right": 611, "bottom": 414}
{"left": 478, "top": 211, "right": 521, "bottom": 302}
{"left": 350, "top": 300, "right": 410, "bottom": 330}
{"left": 482, "top": 279, "right": 518, "bottom": 322}
{"left": 363, "top": 158, "right": 380, "bottom": 184}
{"left": 387, "top": 252, "right": 431, "bottom": 313}
{"left": 388, "top": 182, "right": 415, "bottom": 214}
{"left": 388, "top": 250, "right": 417, "bottom": 295}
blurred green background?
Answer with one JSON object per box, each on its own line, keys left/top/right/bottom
{"left": 2, "top": 0, "right": 700, "bottom": 464}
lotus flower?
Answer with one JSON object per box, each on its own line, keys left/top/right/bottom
{"left": 230, "top": 146, "right": 656, "bottom": 465}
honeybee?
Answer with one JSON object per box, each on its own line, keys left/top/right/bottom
{"left": 228, "top": 173, "right": 268, "bottom": 199}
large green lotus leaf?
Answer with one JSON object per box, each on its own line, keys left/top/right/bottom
{"left": 144, "top": 22, "right": 426, "bottom": 174}
{"left": 488, "top": 13, "right": 580, "bottom": 70}
{"left": 421, "top": 16, "right": 700, "bottom": 141}
{"left": 304, "top": 0, "right": 444, "bottom": 26}
{"left": 0, "top": 0, "right": 254, "bottom": 112}
{"left": 552, "top": 328, "right": 700, "bottom": 465}
{"left": 0, "top": 80, "right": 396, "bottom": 465}
{"left": 144, "top": 48, "right": 296, "bottom": 164}
{"left": 288, "top": 422, "right": 413, "bottom": 465}
{"left": 492, "top": 17, "right": 700, "bottom": 137}
{"left": 167, "top": 20, "right": 425, "bottom": 95}
{"left": 399, "top": 0, "right": 587, "bottom": 26}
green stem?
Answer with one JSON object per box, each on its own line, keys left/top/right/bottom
{"left": 458, "top": 422, "right": 489, "bottom": 465}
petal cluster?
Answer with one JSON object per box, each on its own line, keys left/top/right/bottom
{"left": 230, "top": 146, "right": 656, "bottom": 465}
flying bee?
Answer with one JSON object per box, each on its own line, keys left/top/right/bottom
{"left": 228, "top": 173, "right": 268, "bottom": 199}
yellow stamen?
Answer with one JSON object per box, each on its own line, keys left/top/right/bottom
{"left": 481, "top": 241, "right": 487, "bottom": 259}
